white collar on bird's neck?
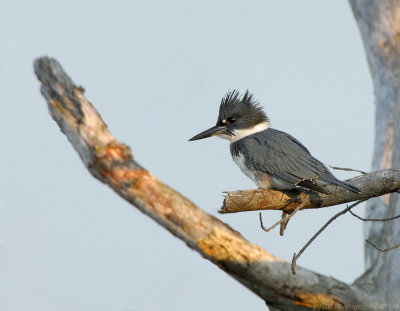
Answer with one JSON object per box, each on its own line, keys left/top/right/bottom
{"left": 217, "top": 121, "right": 270, "bottom": 143}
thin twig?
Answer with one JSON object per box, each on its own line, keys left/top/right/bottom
{"left": 365, "top": 240, "right": 400, "bottom": 252}
{"left": 291, "top": 199, "right": 368, "bottom": 275}
{"left": 329, "top": 165, "right": 368, "bottom": 175}
{"left": 349, "top": 210, "right": 400, "bottom": 222}
{"left": 280, "top": 212, "right": 289, "bottom": 236}
{"left": 260, "top": 194, "right": 309, "bottom": 233}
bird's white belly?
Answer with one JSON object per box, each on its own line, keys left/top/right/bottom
{"left": 232, "top": 153, "right": 259, "bottom": 185}
{"left": 232, "top": 152, "right": 278, "bottom": 188}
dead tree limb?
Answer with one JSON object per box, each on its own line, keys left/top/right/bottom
{"left": 349, "top": 0, "right": 400, "bottom": 302}
{"left": 291, "top": 199, "right": 368, "bottom": 275}
{"left": 220, "top": 169, "right": 400, "bottom": 214}
{"left": 365, "top": 240, "right": 400, "bottom": 253}
{"left": 34, "top": 56, "right": 381, "bottom": 310}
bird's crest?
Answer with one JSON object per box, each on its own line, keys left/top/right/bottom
{"left": 219, "top": 90, "right": 269, "bottom": 127}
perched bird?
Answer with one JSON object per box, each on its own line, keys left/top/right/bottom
{"left": 189, "top": 90, "right": 360, "bottom": 194}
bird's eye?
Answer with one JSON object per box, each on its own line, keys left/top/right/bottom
{"left": 228, "top": 117, "right": 236, "bottom": 123}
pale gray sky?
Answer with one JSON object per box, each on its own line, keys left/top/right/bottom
{"left": 1, "top": 1, "right": 373, "bottom": 310}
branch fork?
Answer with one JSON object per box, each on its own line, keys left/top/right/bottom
{"left": 34, "top": 56, "right": 390, "bottom": 310}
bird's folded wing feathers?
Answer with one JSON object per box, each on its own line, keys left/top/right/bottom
{"left": 244, "top": 129, "right": 324, "bottom": 185}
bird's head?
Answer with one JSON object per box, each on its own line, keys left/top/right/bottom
{"left": 189, "top": 90, "right": 270, "bottom": 142}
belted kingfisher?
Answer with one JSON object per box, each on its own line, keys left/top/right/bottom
{"left": 189, "top": 90, "right": 361, "bottom": 194}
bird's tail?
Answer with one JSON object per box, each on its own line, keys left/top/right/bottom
{"left": 331, "top": 179, "right": 361, "bottom": 193}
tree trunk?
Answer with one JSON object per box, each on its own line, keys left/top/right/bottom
{"left": 349, "top": 0, "right": 400, "bottom": 302}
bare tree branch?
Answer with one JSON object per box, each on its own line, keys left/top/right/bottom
{"left": 260, "top": 194, "right": 309, "bottom": 234}
{"left": 350, "top": 210, "right": 400, "bottom": 222}
{"left": 220, "top": 170, "right": 400, "bottom": 214}
{"left": 291, "top": 200, "right": 367, "bottom": 275}
{"left": 365, "top": 240, "right": 400, "bottom": 253}
{"left": 34, "top": 56, "right": 382, "bottom": 310}
{"left": 329, "top": 165, "right": 368, "bottom": 175}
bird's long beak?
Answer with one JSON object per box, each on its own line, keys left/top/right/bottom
{"left": 189, "top": 125, "right": 227, "bottom": 141}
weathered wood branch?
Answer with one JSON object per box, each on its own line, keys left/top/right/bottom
{"left": 221, "top": 170, "right": 400, "bottom": 213}
{"left": 349, "top": 0, "right": 400, "bottom": 302}
{"left": 34, "top": 56, "right": 382, "bottom": 310}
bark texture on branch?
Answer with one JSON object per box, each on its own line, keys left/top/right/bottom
{"left": 221, "top": 169, "right": 400, "bottom": 214}
{"left": 349, "top": 0, "right": 400, "bottom": 303}
{"left": 34, "top": 57, "right": 380, "bottom": 310}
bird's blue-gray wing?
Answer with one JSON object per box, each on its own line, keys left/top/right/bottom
{"left": 239, "top": 129, "right": 325, "bottom": 186}
{"left": 232, "top": 128, "right": 360, "bottom": 194}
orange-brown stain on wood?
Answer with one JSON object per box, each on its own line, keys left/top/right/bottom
{"left": 197, "top": 228, "right": 248, "bottom": 262}
{"left": 91, "top": 141, "right": 180, "bottom": 216}
{"left": 49, "top": 99, "right": 66, "bottom": 114}
{"left": 49, "top": 97, "right": 78, "bottom": 127}
{"left": 95, "top": 142, "right": 133, "bottom": 162}
{"left": 197, "top": 235, "right": 234, "bottom": 262}
{"left": 294, "top": 292, "right": 342, "bottom": 310}
{"left": 379, "top": 40, "right": 387, "bottom": 49}
{"left": 93, "top": 142, "right": 137, "bottom": 187}
{"left": 197, "top": 227, "right": 279, "bottom": 264}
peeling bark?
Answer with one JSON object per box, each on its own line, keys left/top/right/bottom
{"left": 34, "top": 57, "right": 383, "bottom": 310}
